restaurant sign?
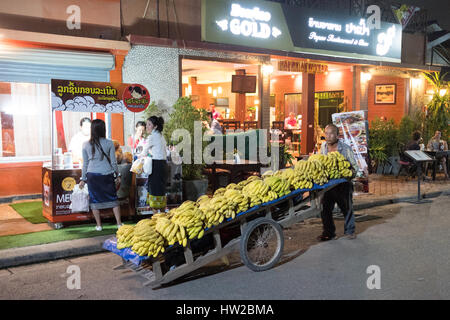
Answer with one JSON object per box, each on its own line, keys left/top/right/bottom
{"left": 202, "top": 0, "right": 402, "bottom": 62}
{"left": 51, "top": 79, "right": 150, "bottom": 113}
{"left": 278, "top": 60, "right": 328, "bottom": 74}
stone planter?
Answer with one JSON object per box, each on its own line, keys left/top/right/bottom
{"left": 182, "top": 179, "right": 208, "bottom": 201}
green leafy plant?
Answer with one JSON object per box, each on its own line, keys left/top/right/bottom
{"left": 422, "top": 71, "right": 450, "bottom": 142}
{"left": 267, "top": 143, "right": 294, "bottom": 169}
{"left": 143, "top": 100, "right": 165, "bottom": 119}
{"left": 369, "top": 118, "right": 399, "bottom": 158}
{"left": 163, "top": 97, "right": 209, "bottom": 180}
{"left": 369, "top": 144, "right": 389, "bottom": 172}
{"left": 398, "top": 115, "right": 421, "bottom": 147}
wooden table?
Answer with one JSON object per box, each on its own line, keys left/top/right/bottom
{"left": 424, "top": 150, "right": 449, "bottom": 180}
{"left": 206, "top": 160, "right": 262, "bottom": 192}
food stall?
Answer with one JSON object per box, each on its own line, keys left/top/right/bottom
{"left": 43, "top": 79, "right": 150, "bottom": 228}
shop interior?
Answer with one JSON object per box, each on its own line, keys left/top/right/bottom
{"left": 53, "top": 111, "right": 124, "bottom": 167}
{"left": 181, "top": 58, "right": 261, "bottom": 130}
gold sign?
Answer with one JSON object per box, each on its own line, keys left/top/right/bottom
{"left": 61, "top": 177, "right": 77, "bottom": 192}
{"left": 277, "top": 60, "right": 328, "bottom": 74}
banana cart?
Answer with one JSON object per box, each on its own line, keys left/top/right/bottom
{"left": 103, "top": 178, "right": 349, "bottom": 288}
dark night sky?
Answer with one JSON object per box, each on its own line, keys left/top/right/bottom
{"left": 395, "top": 0, "right": 450, "bottom": 30}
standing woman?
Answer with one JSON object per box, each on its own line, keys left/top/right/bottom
{"left": 79, "top": 119, "right": 122, "bottom": 231}
{"left": 127, "top": 121, "right": 146, "bottom": 155}
{"left": 140, "top": 116, "right": 168, "bottom": 212}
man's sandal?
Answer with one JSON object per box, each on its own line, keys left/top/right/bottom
{"left": 317, "top": 234, "right": 337, "bottom": 241}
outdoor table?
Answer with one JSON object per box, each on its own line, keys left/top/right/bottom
{"left": 423, "top": 150, "right": 450, "bottom": 180}
{"left": 206, "top": 160, "right": 262, "bottom": 192}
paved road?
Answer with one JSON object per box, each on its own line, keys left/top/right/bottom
{"left": 1, "top": 193, "right": 449, "bottom": 300}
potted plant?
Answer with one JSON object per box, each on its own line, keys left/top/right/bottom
{"left": 422, "top": 72, "right": 450, "bottom": 142}
{"left": 163, "top": 97, "right": 210, "bottom": 201}
{"left": 267, "top": 143, "right": 294, "bottom": 170}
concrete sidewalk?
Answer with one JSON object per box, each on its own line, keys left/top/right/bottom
{"left": 0, "top": 174, "right": 448, "bottom": 269}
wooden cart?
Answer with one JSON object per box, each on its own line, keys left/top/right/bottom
{"left": 105, "top": 179, "right": 348, "bottom": 288}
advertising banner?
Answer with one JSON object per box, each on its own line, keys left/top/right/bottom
{"left": 202, "top": 0, "right": 402, "bottom": 62}
{"left": 51, "top": 79, "right": 150, "bottom": 113}
{"left": 332, "top": 111, "right": 370, "bottom": 193}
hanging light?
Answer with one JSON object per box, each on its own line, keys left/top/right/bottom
{"left": 213, "top": 89, "right": 217, "bottom": 97}
{"left": 208, "top": 86, "right": 212, "bottom": 94}
{"left": 262, "top": 64, "right": 274, "bottom": 75}
{"left": 218, "top": 86, "right": 222, "bottom": 94}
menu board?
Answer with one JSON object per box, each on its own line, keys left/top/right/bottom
{"left": 332, "top": 111, "right": 370, "bottom": 193}
{"left": 404, "top": 150, "right": 433, "bottom": 162}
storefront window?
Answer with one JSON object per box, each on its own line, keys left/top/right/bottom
{"left": 181, "top": 58, "right": 260, "bottom": 125}
{"left": 0, "top": 82, "right": 52, "bottom": 161}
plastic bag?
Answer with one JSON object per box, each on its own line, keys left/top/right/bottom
{"left": 130, "top": 158, "right": 145, "bottom": 174}
{"left": 70, "top": 184, "right": 90, "bottom": 213}
{"left": 143, "top": 156, "right": 152, "bottom": 175}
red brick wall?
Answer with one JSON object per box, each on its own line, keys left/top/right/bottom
{"left": 315, "top": 68, "right": 353, "bottom": 112}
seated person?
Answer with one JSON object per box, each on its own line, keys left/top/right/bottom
{"left": 284, "top": 112, "right": 298, "bottom": 129}
{"left": 400, "top": 130, "right": 420, "bottom": 162}
{"left": 427, "top": 130, "right": 449, "bottom": 179}
{"left": 205, "top": 112, "right": 223, "bottom": 135}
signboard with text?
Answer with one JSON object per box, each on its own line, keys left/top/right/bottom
{"left": 202, "top": 0, "right": 402, "bottom": 62}
{"left": 51, "top": 79, "right": 150, "bottom": 113}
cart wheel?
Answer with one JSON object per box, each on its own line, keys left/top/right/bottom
{"left": 240, "top": 218, "right": 284, "bottom": 272}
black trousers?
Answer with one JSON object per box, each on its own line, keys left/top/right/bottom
{"left": 320, "top": 181, "right": 355, "bottom": 237}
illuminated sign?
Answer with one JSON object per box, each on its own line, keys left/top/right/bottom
{"left": 278, "top": 60, "right": 328, "bottom": 74}
{"left": 202, "top": 0, "right": 402, "bottom": 62}
{"left": 305, "top": 16, "right": 397, "bottom": 55}
{"left": 215, "top": 3, "right": 282, "bottom": 40}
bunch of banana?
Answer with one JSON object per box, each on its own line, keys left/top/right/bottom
{"left": 197, "top": 196, "right": 215, "bottom": 224}
{"left": 171, "top": 202, "right": 205, "bottom": 243}
{"left": 236, "top": 175, "right": 260, "bottom": 190}
{"left": 196, "top": 195, "right": 210, "bottom": 206}
{"left": 309, "top": 154, "right": 338, "bottom": 179}
{"left": 131, "top": 219, "right": 166, "bottom": 258}
{"left": 213, "top": 187, "right": 227, "bottom": 197}
{"left": 328, "top": 151, "right": 353, "bottom": 178}
{"left": 242, "top": 179, "right": 270, "bottom": 207}
{"left": 307, "top": 159, "right": 329, "bottom": 185}
{"left": 294, "top": 160, "right": 313, "bottom": 181}
{"left": 224, "top": 189, "right": 250, "bottom": 213}
{"left": 116, "top": 225, "right": 135, "bottom": 249}
{"left": 264, "top": 175, "right": 291, "bottom": 198}
{"left": 247, "top": 175, "right": 261, "bottom": 182}
{"left": 293, "top": 179, "right": 314, "bottom": 190}
{"left": 262, "top": 170, "right": 275, "bottom": 177}
{"left": 226, "top": 183, "right": 239, "bottom": 190}
{"left": 280, "top": 169, "right": 299, "bottom": 188}
{"left": 205, "top": 195, "right": 236, "bottom": 227}
{"left": 155, "top": 216, "right": 187, "bottom": 247}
